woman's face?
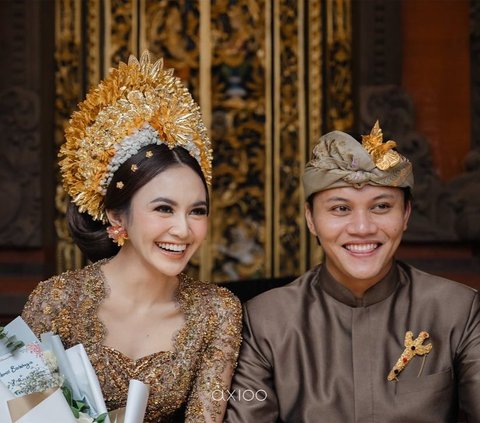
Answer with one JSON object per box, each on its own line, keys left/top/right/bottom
{"left": 118, "top": 165, "right": 208, "bottom": 277}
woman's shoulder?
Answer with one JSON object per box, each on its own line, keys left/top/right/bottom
{"left": 180, "top": 274, "right": 242, "bottom": 317}
{"left": 25, "top": 260, "right": 106, "bottom": 310}
{"left": 22, "top": 260, "right": 108, "bottom": 342}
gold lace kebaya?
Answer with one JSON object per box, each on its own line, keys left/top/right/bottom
{"left": 22, "top": 260, "right": 242, "bottom": 422}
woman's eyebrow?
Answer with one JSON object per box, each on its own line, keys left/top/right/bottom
{"left": 150, "top": 197, "right": 176, "bottom": 205}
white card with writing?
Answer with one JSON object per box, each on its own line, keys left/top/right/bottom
{"left": 0, "top": 318, "right": 54, "bottom": 397}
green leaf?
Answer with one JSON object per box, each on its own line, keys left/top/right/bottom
{"left": 0, "top": 330, "right": 24, "bottom": 354}
{"left": 62, "top": 386, "right": 73, "bottom": 406}
{"left": 95, "top": 413, "right": 108, "bottom": 423}
{"left": 73, "top": 399, "right": 89, "bottom": 412}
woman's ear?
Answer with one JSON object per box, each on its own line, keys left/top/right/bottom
{"left": 105, "top": 209, "right": 125, "bottom": 227}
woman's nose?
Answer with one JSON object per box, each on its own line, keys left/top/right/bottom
{"left": 169, "top": 215, "right": 190, "bottom": 238}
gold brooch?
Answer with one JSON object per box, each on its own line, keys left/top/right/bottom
{"left": 387, "top": 331, "right": 432, "bottom": 381}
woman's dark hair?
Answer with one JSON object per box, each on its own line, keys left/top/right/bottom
{"left": 67, "top": 144, "right": 209, "bottom": 262}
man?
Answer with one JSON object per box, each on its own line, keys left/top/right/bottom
{"left": 225, "top": 122, "right": 480, "bottom": 422}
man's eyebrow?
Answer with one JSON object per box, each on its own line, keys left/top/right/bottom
{"left": 372, "top": 193, "right": 396, "bottom": 200}
{"left": 324, "top": 193, "right": 397, "bottom": 203}
{"left": 324, "top": 196, "right": 350, "bottom": 203}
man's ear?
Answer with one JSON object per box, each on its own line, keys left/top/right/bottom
{"left": 403, "top": 200, "right": 412, "bottom": 231}
{"left": 105, "top": 209, "right": 125, "bottom": 227}
{"left": 304, "top": 202, "right": 317, "bottom": 236}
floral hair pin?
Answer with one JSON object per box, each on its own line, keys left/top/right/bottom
{"left": 387, "top": 331, "right": 432, "bottom": 381}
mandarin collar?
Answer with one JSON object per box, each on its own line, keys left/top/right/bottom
{"left": 317, "top": 261, "right": 399, "bottom": 307}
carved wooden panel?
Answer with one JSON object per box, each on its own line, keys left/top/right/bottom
{"left": 55, "top": 0, "right": 85, "bottom": 271}
{"left": 307, "top": 0, "right": 324, "bottom": 269}
{"left": 324, "top": 0, "right": 354, "bottom": 131}
{"left": 0, "top": 0, "right": 45, "bottom": 247}
{"left": 209, "top": 0, "right": 268, "bottom": 281}
{"left": 0, "top": 0, "right": 55, "bottom": 321}
{"left": 271, "top": 0, "right": 307, "bottom": 277}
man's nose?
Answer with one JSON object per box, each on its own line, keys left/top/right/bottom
{"left": 346, "top": 210, "right": 377, "bottom": 235}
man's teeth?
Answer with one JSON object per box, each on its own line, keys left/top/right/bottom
{"left": 345, "top": 243, "right": 378, "bottom": 253}
{"left": 157, "top": 243, "right": 187, "bottom": 252}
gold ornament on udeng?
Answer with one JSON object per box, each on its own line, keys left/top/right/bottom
{"left": 362, "top": 121, "right": 402, "bottom": 171}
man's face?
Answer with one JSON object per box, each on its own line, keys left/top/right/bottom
{"left": 305, "top": 185, "right": 411, "bottom": 289}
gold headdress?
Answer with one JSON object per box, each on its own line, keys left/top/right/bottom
{"left": 60, "top": 51, "right": 212, "bottom": 222}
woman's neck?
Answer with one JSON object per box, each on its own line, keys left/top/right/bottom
{"left": 101, "top": 249, "right": 180, "bottom": 307}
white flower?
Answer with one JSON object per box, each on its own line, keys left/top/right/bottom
{"left": 76, "top": 412, "right": 95, "bottom": 423}
{"left": 43, "top": 350, "right": 59, "bottom": 373}
{"left": 42, "top": 350, "right": 64, "bottom": 387}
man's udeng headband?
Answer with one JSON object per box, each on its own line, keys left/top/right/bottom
{"left": 303, "top": 121, "right": 413, "bottom": 199}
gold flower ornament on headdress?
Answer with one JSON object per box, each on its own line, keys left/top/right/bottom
{"left": 60, "top": 51, "right": 212, "bottom": 222}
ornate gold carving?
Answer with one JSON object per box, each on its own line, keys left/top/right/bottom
{"left": 142, "top": 0, "right": 200, "bottom": 98}
{"left": 105, "top": 0, "right": 138, "bottom": 72}
{"left": 274, "top": 0, "right": 304, "bottom": 277}
{"left": 210, "top": 0, "right": 267, "bottom": 281}
{"left": 86, "top": 0, "right": 100, "bottom": 87}
{"left": 54, "top": 0, "right": 85, "bottom": 272}
{"left": 265, "top": 0, "right": 273, "bottom": 278}
{"left": 325, "top": 0, "right": 353, "bottom": 131}
{"left": 308, "top": 0, "right": 324, "bottom": 268}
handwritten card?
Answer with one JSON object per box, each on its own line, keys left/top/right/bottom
{"left": 0, "top": 318, "right": 55, "bottom": 397}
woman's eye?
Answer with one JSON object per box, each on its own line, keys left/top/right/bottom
{"left": 191, "top": 207, "right": 208, "bottom": 216}
{"left": 155, "top": 205, "right": 173, "bottom": 214}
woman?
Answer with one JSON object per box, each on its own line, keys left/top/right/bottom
{"left": 22, "top": 52, "right": 242, "bottom": 422}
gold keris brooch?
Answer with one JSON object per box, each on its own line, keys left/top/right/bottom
{"left": 387, "top": 331, "right": 432, "bottom": 381}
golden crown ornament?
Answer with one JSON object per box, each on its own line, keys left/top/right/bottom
{"left": 59, "top": 51, "right": 212, "bottom": 222}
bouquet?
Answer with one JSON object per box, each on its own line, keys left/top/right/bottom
{"left": 0, "top": 317, "right": 149, "bottom": 423}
